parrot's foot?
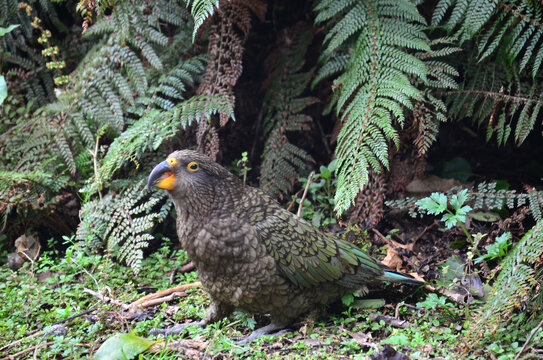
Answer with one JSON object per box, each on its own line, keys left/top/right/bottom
{"left": 237, "top": 323, "right": 291, "bottom": 344}
{"left": 149, "top": 320, "right": 204, "bottom": 337}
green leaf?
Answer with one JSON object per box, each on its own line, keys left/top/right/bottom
{"left": 94, "top": 333, "right": 158, "bottom": 360}
{"left": 352, "top": 298, "right": 385, "bottom": 309}
{"left": 382, "top": 333, "right": 410, "bottom": 346}
{"left": 417, "top": 293, "right": 452, "bottom": 309}
{"left": 442, "top": 213, "right": 458, "bottom": 228}
{"left": 450, "top": 189, "right": 469, "bottom": 210}
{"left": 320, "top": 165, "right": 331, "bottom": 179}
{"left": 0, "top": 76, "right": 6, "bottom": 105}
{"left": 456, "top": 205, "right": 472, "bottom": 217}
{"left": 475, "top": 232, "right": 512, "bottom": 263}
{"left": 469, "top": 211, "right": 501, "bottom": 222}
{"left": 416, "top": 192, "right": 448, "bottom": 215}
{"left": 341, "top": 293, "right": 354, "bottom": 306}
{"left": 0, "top": 24, "right": 19, "bottom": 37}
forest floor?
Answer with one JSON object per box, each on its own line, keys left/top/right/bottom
{"left": 0, "top": 212, "right": 533, "bottom": 360}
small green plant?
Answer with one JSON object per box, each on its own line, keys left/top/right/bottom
{"left": 341, "top": 291, "right": 359, "bottom": 307}
{"left": 416, "top": 190, "right": 492, "bottom": 321}
{"left": 416, "top": 189, "right": 473, "bottom": 237}
{"left": 0, "top": 25, "right": 19, "bottom": 105}
{"left": 475, "top": 232, "right": 512, "bottom": 263}
{"left": 417, "top": 293, "right": 455, "bottom": 310}
{"left": 235, "top": 151, "right": 251, "bottom": 186}
{"left": 296, "top": 160, "right": 338, "bottom": 228}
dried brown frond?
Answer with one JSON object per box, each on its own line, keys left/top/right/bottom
{"left": 413, "top": 100, "right": 440, "bottom": 159}
{"left": 349, "top": 169, "right": 387, "bottom": 227}
{"left": 196, "top": 0, "right": 267, "bottom": 159}
{"left": 387, "top": 113, "right": 428, "bottom": 195}
{"left": 236, "top": 0, "right": 267, "bottom": 22}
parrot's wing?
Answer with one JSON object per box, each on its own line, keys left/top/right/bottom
{"left": 255, "top": 208, "right": 384, "bottom": 289}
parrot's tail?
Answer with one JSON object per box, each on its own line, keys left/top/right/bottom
{"left": 380, "top": 270, "right": 424, "bottom": 285}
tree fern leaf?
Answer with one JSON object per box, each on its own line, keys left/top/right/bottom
{"left": 514, "top": 102, "right": 534, "bottom": 145}
{"left": 323, "top": 2, "right": 366, "bottom": 55}
{"left": 520, "top": 28, "right": 542, "bottom": 73}
{"left": 83, "top": 18, "right": 115, "bottom": 37}
{"left": 445, "top": 0, "right": 468, "bottom": 32}
{"left": 532, "top": 38, "right": 543, "bottom": 78}
{"left": 478, "top": 16, "right": 515, "bottom": 61}
{"left": 379, "top": 0, "right": 426, "bottom": 24}
{"left": 132, "top": 38, "right": 163, "bottom": 71}
{"left": 313, "top": 0, "right": 431, "bottom": 213}
{"left": 121, "top": 48, "right": 148, "bottom": 95}
{"left": 460, "top": 0, "right": 496, "bottom": 42}
{"left": 191, "top": 0, "right": 219, "bottom": 41}
{"left": 110, "top": 71, "right": 135, "bottom": 105}
{"left": 312, "top": 52, "right": 350, "bottom": 88}
{"left": 146, "top": 28, "right": 169, "bottom": 47}
{"left": 53, "top": 136, "right": 76, "bottom": 175}
{"left": 509, "top": 23, "right": 535, "bottom": 64}
{"left": 432, "top": 0, "right": 454, "bottom": 26}
{"left": 314, "top": 0, "right": 357, "bottom": 23}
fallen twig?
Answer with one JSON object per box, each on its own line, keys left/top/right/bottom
{"left": 0, "top": 320, "right": 80, "bottom": 354}
{"left": 412, "top": 220, "right": 439, "bottom": 243}
{"left": 368, "top": 313, "right": 412, "bottom": 329}
{"left": 53, "top": 308, "right": 96, "bottom": 326}
{"left": 139, "top": 291, "right": 188, "bottom": 308}
{"left": 88, "top": 133, "right": 103, "bottom": 201}
{"left": 286, "top": 189, "right": 304, "bottom": 212}
{"left": 0, "top": 341, "right": 54, "bottom": 360}
{"left": 1, "top": 339, "right": 92, "bottom": 360}
{"left": 514, "top": 317, "right": 543, "bottom": 360}
{"left": 180, "top": 262, "right": 196, "bottom": 273}
{"left": 297, "top": 171, "right": 314, "bottom": 218}
{"left": 129, "top": 281, "right": 202, "bottom": 311}
{"left": 344, "top": 330, "right": 380, "bottom": 352}
{"left": 83, "top": 288, "right": 130, "bottom": 310}
{"left": 169, "top": 268, "right": 177, "bottom": 285}
{"left": 0, "top": 331, "right": 42, "bottom": 353}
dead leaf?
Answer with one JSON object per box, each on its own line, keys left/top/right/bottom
{"left": 382, "top": 245, "right": 403, "bottom": 271}
{"left": 389, "top": 239, "right": 413, "bottom": 251}
{"left": 409, "top": 272, "right": 426, "bottom": 283}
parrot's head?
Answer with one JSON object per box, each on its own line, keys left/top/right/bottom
{"left": 147, "top": 149, "right": 235, "bottom": 201}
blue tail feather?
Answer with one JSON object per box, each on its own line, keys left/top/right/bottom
{"left": 381, "top": 270, "right": 424, "bottom": 285}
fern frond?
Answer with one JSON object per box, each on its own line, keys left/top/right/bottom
{"left": 466, "top": 219, "right": 543, "bottom": 342}
{"left": 446, "top": 60, "right": 543, "bottom": 146}
{"left": 315, "top": 0, "right": 431, "bottom": 214}
{"left": 433, "top": 0, "right": 543, "bottom": 78}
{"left": 84, "top": 92, "right": 232, "bottom": 195}
{"left": 259, "top": 26, "right": 316, "bottom": 198}
{"left": 1, "top": 0, "right": 198, "bottom": 241}
{"left": 77, "top": 179, "right": 172, "bottom": 273}
{"left": 190, "top": 0, "right": 219, "bottom": 41}
{"left": 386, "top": 182, "right": 543, "bottom": 222}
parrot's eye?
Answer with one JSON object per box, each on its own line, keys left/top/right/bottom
{"left": 187, "top": 162, "right": 199, "bottom": 172}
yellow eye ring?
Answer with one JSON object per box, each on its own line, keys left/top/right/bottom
{"left": 187, "top": 161, "right": 199, "bottom": 172}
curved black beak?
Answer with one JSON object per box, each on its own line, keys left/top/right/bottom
{"left": 147, "top": 160, "right": 174, "bottom": 189}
